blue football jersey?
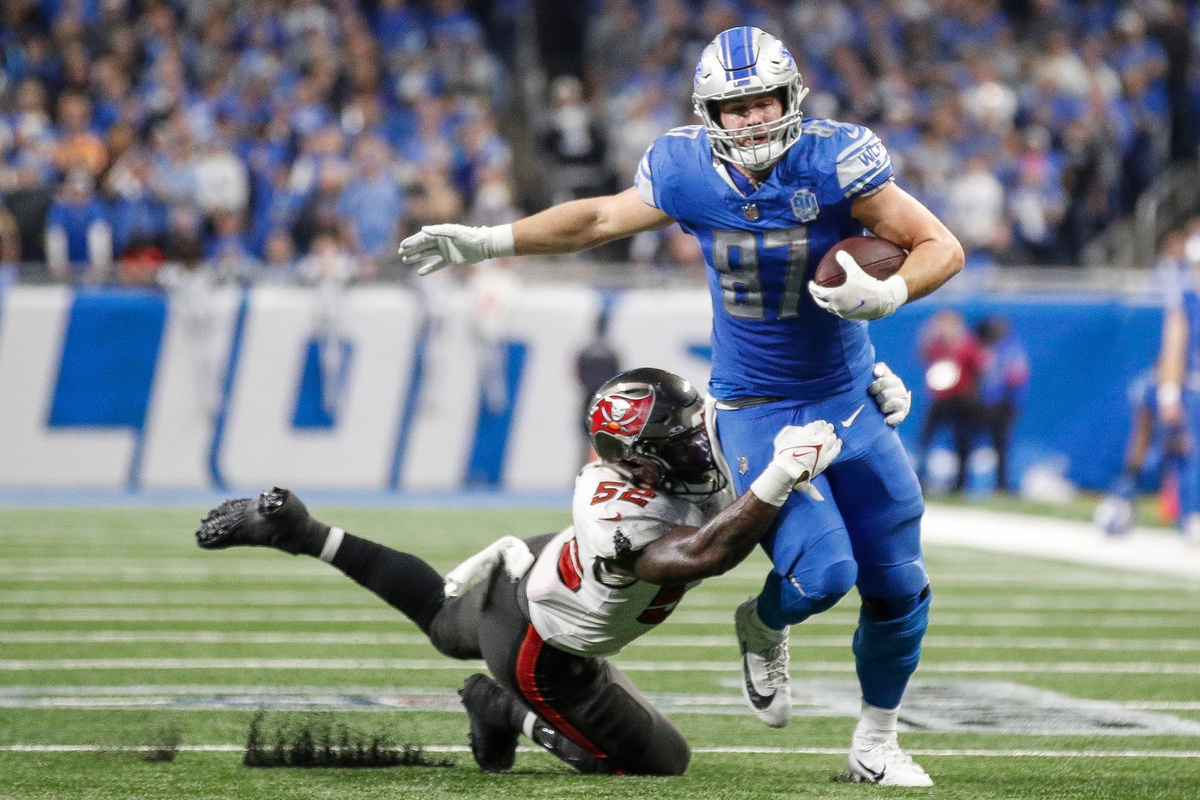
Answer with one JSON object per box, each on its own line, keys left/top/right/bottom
{"left": 1165, "top": 277, "right": 1200, "bottom": 390}
{"left": 634, "top": 119, "right": 895, "bottom": 401}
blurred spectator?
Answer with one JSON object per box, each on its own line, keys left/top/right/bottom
{"left": 944, "top": 153, "right": 1005, "bottom": 258}
{"left": 53, "top": 91, "right": 107, "bottom": 178}
{"left": 917, "top": 309, "right": 987, "bottom": 494}
{"left": 207, "top": 208, "right": 261, "bottom": 284}
{"left": 106, "top": 148, "right": 168, "bottom": 257}
{"left": 293, "top": 160, "right": 350, "bottom": 255}
{"left": 193, "top": 137, "right": 250, "bottom": 217}
{"left": 976, "top": 316, "right": 1030, "bottom": 495}
{"left": 338, "top": 135, "right": 405, "bottom": 273}
{"left": 261, "top": 228, "right": 298, "bottom": 283}
{"left": 540, "top": 75, "right": 613, "bottom": 205}
{"left": 0, "top": 0, "right": 1196, "bottom": 277}
{"left": 1007, "top": 128, "right": 1067, "bottom": 263}
{"left": 45, "top": 171, "right": 113, "bottom": 283}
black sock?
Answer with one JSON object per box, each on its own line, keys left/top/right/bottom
{"left": 329, "top": 533, "right": 445, "bottom": 634}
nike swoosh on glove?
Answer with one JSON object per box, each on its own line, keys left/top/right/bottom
{"left": 750, "top": 420, "right": 843, "bottom": 506}
{"left": 397, "top": 223, "right": 515, "bottom": 275}
{"left": 809, "top": 250, "right": 909, "bottom": 321}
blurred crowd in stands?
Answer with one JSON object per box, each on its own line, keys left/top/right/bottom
{"left": 0, "top": 0, "right": 1198, "bottom": 287}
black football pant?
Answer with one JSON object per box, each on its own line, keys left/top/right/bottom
{"left": 328, "top": 531, "right": 690, "bottom": 776}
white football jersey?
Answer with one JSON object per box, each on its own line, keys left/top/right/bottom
{"left": 525, "top": 462, "right": 720, "bottom": 657}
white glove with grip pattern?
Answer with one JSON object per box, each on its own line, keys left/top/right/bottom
{"left": 868, "top": 362, "right": 912, "bottom": 427}
{"left": 398, "top": 223, "right": 515, "bottom": 275}
{"left": 809, "top": 250, "right": 908, "bottom": 321}
{"left": 750, "top": 421, "right": 842, "bottom": 506}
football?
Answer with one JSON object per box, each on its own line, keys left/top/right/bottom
{"left": 813, "top": 236, "right": 907, "bottom": 288}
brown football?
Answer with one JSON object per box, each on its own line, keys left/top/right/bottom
{"left": 813, "top": 236, "right": 907, "bottom": 288}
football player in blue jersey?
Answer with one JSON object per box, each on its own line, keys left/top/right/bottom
{"left": 1155, "top": 263, "right": 1200, "bottom": 545}
{"left": 1094, "top": 369, "right": 1188, "bottom": 537}
{"left": 399, "top": 26, "right": 963, "bottom": 786}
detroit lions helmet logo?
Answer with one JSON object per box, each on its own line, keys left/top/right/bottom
{"left": 589, "top": 391, "right": 655, "bottom": 438}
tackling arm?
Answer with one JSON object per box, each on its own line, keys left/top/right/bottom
{"left": 626, "top": 491, "right": 781, "bottom": 585}
{"left": 622, "top": 421, "right": 841, "bottom": 585}
{"left": 852, "top": 182, "right": 964, "bottom": 303}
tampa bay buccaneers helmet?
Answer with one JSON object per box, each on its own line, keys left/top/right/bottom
{"left": 587, "top": 367, "right": 726, "bottom": 499}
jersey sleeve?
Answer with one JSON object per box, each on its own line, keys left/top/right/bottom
{"left": 571, "top": 466, "right": 681, "bottom": 559}
{"left": 833, "top": 124, "right": 894, "bottom": 200}
{"left": 633, "top": 144, "right": 659, "bottom": 209}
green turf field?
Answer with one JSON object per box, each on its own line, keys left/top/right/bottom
{"left": 2, "top": 503, "right": 1199, "bottom": 799}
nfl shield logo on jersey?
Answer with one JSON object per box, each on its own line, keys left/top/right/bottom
{"left": 790, "top": 189, "right": 819, "bottom": 222}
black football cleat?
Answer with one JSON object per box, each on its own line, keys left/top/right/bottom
{"left": 459, "top": 673, "right": 521, "bottom": 773}
{"left": 195, "top": 487, "right": 324, "bottom": 555}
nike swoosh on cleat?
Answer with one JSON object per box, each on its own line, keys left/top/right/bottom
{"left": 740, "top": 653, "right": 776, "bottom": 710}
{"left": 853, "top": 299, "right": 866, "bottom": 310}
{"left": 841, "top": 404, "right": 865, "bottom": 427}
{"left": 850, "top": 755, "right": 885, "bottom": 783}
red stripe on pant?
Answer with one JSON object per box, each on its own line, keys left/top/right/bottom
{"left": 515, "top": 624, "right": 608, "bottom": 760}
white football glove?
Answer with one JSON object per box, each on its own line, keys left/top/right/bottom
{"left": 868, "top": 362, "right": 912, "bottom": 427}
{"left": 809, "top": 250, "right": 909, "bottom": 321}
{"left": 398, "top": 223, "right": 515, "bottom": 275}
{"left": 750, "top": 420, "right": 843, "bottom": 506}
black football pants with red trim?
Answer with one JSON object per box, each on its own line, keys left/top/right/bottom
{"left": 328, "top": 531, "right": 691, "bottom": 776}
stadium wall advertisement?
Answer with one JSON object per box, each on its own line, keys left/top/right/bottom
{"left": 0, "top": 284, "right": 1164, "bottom": 493}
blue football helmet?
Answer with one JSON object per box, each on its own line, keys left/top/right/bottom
{"left": 693, "top": 26, "right": 809, "bottom": 171}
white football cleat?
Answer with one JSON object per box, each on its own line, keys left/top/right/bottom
{"left": 734, "top": 597, "right": 792, "bottom": 728}
{"left": 847, "top": 728, "right": 933, "bottom": 787}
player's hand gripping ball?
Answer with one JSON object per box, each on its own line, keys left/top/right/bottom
{"left": 810, "top": 236, "right": 908, "bottom": 321}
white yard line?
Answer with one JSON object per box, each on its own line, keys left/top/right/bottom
{"left": 923, "top": 504, "right": 1200, "bottom": 582}
{"left": 1, "top": 744, "right": 1198, "bottom": 758}
{"left": 5, "top": 631, "right": 1200, "bottom": 652}
{"left": 2, "top": 658, "right": 1200, "bottom": 674}
{"left": 4, "top": 608, "right": 1198, "bottom": 628}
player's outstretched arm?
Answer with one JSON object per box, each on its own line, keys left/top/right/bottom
{"left": 629, "top": 422, "right": 841, "bottom": 585}
{"left": 398, "top": 188, "right": 673, "bottom": 275}
{"left": 851, "top": 182, "right": 964, "bottom": 304}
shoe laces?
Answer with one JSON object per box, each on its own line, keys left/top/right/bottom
{"left": 860, "top": 734, "right": 919, "bottom": 771}
{"left": 761, "top": 641, "right": 790, "bottom": 689}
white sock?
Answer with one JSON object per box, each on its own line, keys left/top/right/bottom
{"left": 858, "top": 701, "right": 899, "bottom": 738}
{"left": 318, "top": 527, "right": 345, "bottom": 563}
{"left": 743, "top": 597, "right": 787, "bottom": 650}
{"left": 521, "top": 711, "right": 537, "bottom": 739}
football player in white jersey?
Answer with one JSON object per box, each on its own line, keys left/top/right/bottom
{"left": 196, "top": 365, "right": 911, "bottom": 775}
